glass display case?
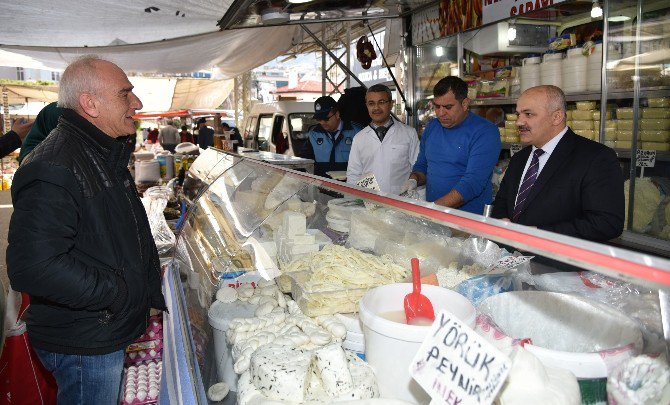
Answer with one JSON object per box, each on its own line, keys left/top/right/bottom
{"left": 169, "top": 149, "right": 670, "bottom": 404}
{"left": 411, "top": 0, "right": 670, "bottom": 256}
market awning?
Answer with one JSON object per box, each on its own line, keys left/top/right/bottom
{"left": 1, "top": 84, "right": 59, "bottom": 103}
{"left": 133, "top": 109, "right": 229, "bottom": 120}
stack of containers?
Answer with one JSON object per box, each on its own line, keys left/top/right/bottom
{"left": 540, "top": 52, "right": 564, "bottom": 88}
{"left": 502, "top": 113, "right": 520, "bottom": 143}
{"left": 562, "top": 47, "right": 588, "bottom": 93}
{"left": 641, "top": 97, "right": 670, "bottom": 151}
{"left": 519, "top": 56, "right": 541, "bottom": 93}
{"left": 615, "top": 107, "right": 640, "bottom": 149}
{"left": 570, "top": 101, "right": 597, "bottom": 140}
{"left": 335, "top": 313, "right": 366, "bottom": 360}
{"left": 586, "top": 42, "right": 603, "bottom": 92}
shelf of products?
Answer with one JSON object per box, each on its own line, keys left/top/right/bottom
{"left": 167, "top": 149, "right": 670, "bottom": 405}
{"left": 412, "top": 0, "right": 670, "bottom": 247}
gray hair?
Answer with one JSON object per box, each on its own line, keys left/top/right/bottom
{"left": 543, "top": 85, "right": 567, "bottom": 113}
{"left": 366, "top": 83, "right": 392, "bottom": 100}
{"left": 58, "top": 55, "right": 104, "bottom": 110}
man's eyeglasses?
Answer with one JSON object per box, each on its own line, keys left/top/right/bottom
{"left": 318, "top": 112, "right": 336, "bottom": 122}
{"left": 366, "top": 100, "right": 391, "bottom": 108}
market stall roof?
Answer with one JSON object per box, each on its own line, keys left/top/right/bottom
{"left": 130, "top": 77, "right": 234, "bottom": 112}
{"left": 133, "top": 109, "right": 230, "bottom": 119}
{"left": 1, "top": 84, "right": 59, "bottom": 103}
{"left": 0, "top": 0, "right": 301, "bottom": 77}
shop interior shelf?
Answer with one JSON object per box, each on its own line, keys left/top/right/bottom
{"left": 471, "top": 86, "right": 670, "bottom": 107}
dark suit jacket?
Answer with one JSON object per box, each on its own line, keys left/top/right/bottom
{"left": 492, "top": 129, "right": 624, "bottom": 242}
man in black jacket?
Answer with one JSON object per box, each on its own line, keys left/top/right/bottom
{"left": 7, "top": 56, "right": 166, "bottom": 404}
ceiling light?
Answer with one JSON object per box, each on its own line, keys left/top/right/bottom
{"left": 507, "top": 20, "right": 517, "bottom": 42}
{"left": 608, "top": 15, "right": 631, "bottom": 22}
{"left": 435, "top": 46, "right": 444, "bottom": 57}
{"left": 591, "top": 0, "right": 603, "bottom": 18}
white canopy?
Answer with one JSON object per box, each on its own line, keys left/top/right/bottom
{"left": 0, "top": 0, "right": 301, "bottom": 77}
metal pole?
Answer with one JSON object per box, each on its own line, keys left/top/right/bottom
{"left": 626, "top": 0, "right": 643, "bottom": 231}
{"left": 302, "top": 24, "right": 367, "bottom": 88}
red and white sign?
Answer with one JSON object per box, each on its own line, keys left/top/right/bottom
{"left": 482, "top": 0, "right": 567, "bottom": 25}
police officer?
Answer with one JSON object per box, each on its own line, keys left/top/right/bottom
{"left": 299, "top": 96, "right": 362, "bottom": 178}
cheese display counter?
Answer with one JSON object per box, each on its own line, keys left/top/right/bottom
{"left": 163, "top": 149, "right": 670, "bottom": 404}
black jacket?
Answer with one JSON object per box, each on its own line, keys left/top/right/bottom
{"left": 492, "top": 129, "right": 624, "bottom": 242}
{"left": 7, "top": 109, "right": 166, "bottom": 355}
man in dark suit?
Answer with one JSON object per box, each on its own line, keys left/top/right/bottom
{"left": 492, "top": 85, "right": 624, "bottom": 242}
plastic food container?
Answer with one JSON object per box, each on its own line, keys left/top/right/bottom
{"left": 647, "top": 97, "right": 670, "bottom": 108}
{"left": 617, "top": 120, "right": 634, "bottom": 131}
{"left": 289, "top": 270, "right": 368, "bottom": 317}
{"left": 641, "top": 118, "right": 670, "bottom": 130}
{"left": 640, "top": 130, "right": 670, "bottom": 142}
{"left": 642, "top": 108, "right": 670, "bottom": 119}
{"left": 478, "top": 291, "right": 642, "bottom": 404}
{"left": 571, "top": 120, "right": 594, "bottom": 130}
{"left": 572, "top": 110, "right": 595, "bottom": 120}
{"left": 540, "top": 52, "right": 564, "bottom": 88}
{"left": 520, "top": 56, "right": 541, "bottom": 92}
{"left": 576, "top": 101, "right": 596, "bottom": 111}
{"left": 562, "top": 47, "right": 588, "bottom": 93}
{"left": 359, "top": 283, "right": 476, "bottom": 403}
{"left": 641, "top": 142, "right": 670, "bottom": 151}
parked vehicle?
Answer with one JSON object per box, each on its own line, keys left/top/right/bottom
{"left": 241, "top": 101, "right": 317, "bottom": 156}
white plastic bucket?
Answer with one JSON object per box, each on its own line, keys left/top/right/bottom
{"left": 359, "top": 283, "right": 476, "bottom": 403}
{"left": 520, "top": 56, "right": 541, "bottom": 93}
{"left": 587, "top": 43, "right": 603, "bottom": 91}
{"left": 562, "top": 47, "right": 588, "bottom": 93}
{"left": 541, "top": 52, "right": 564, "bottom": 88}
{"left": 208, "top": 300, "right": 258, "bottom": 391}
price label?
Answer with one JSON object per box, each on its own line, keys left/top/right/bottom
{"left": 486, "top": 255, "right": 534, "bottom": 273}
{"left": 410, "top": 310, "right": 511, "bottom": 405}
{"left": 509, "top": 144, "right": 522, "bottom": 157}
{"left": 636, "top": 149, "right": 656, "bottom": 168}
{"left": 357, "top": 173, "right": 381, "bottom": 210}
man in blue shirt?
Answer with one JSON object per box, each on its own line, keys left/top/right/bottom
{"left": 402, "top": 76, "right": 501, "bottom": 215}
{"left": 197, "top": 117, "right": 214, "bottom": 149}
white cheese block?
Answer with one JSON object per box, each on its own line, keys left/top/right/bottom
{"left": 289, "top": 233, "right": 316, "bottom": 245}
{"left": 313, "top": 344, "right": 353, "bottom": 397}
{"left": 282, "top": 212, "right": 307, "bottom": 237}
{"left": 289, "top": 243, "right": 319, "bottom": 255}
{"left": 250, "top": 344, "right": 313, "bottom": 402}
{"left": 497, "top": 347, "right": 580, "bottom": 405}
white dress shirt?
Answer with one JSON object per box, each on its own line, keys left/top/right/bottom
{"left": 515, "top": 126, "right": 568, "bottom": 205}
{"left": 346, "top": 118, "right": 420, "bottom": 194}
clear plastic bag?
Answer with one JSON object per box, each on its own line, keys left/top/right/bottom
{"left": 142, "top": 186, "right": 176, "bottom": 255}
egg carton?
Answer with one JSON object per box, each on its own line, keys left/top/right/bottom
{"left": 134, "top": 316, "right": 163, "bottom": 342}
{"left": 125, "top": 339, "right": 163, "bottom": 364}
{"left": 121, "top": 360, "right": 163, "bottom": 405}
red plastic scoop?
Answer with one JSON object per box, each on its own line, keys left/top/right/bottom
{"left": 404, "top": 258, "right": 436, "bottom": 325}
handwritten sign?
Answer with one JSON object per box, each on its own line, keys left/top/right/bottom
{"left": 357, "top": 173, "right": 381, "bottom": 210}
{"left": 486, "top": 256, "right": 534, "bottom": 273}
{"left": 636, "top": 149, "right": 656, "bottom": 168}
{"left": 509, "top": 144, "right": 522, "bottom": 157}
{"left": 410, "top": 310, "right": 511, "bottom": 405}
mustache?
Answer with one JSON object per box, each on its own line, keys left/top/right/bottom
{"left": 517, "top": 125, "right": 530, "bottom": 131}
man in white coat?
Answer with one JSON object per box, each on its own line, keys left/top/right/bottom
{"left": 346, "top": 84, "right": 420, "bottom": 194}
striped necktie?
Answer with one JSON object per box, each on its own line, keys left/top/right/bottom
{"left": 513, "top": 149, "right": 545, "bottom": 221}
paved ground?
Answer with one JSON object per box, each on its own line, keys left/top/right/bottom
{"left": 0, "top": 190, "right": 11, "bottom": 295}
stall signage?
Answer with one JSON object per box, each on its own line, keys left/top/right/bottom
{"left": 487, "top": 255, "right": 534, "bottom": 273}
{"left": 509, "top": 143, "right": 522, "bottom": 156}
{"left": 409, "top": 309, "right": 511, "bottom": 405}
{"left": 636, "top": 149, "right": 656, "bottom": 168}
{"left": 357, "top": 174, "right": 381, "bottom": 210}
{"left": 483, "top": 0, "right": 566, "bottom": 24}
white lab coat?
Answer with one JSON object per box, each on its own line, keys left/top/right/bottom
{"left": 346, "top": 118, "right": 420, "bottom": 194}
